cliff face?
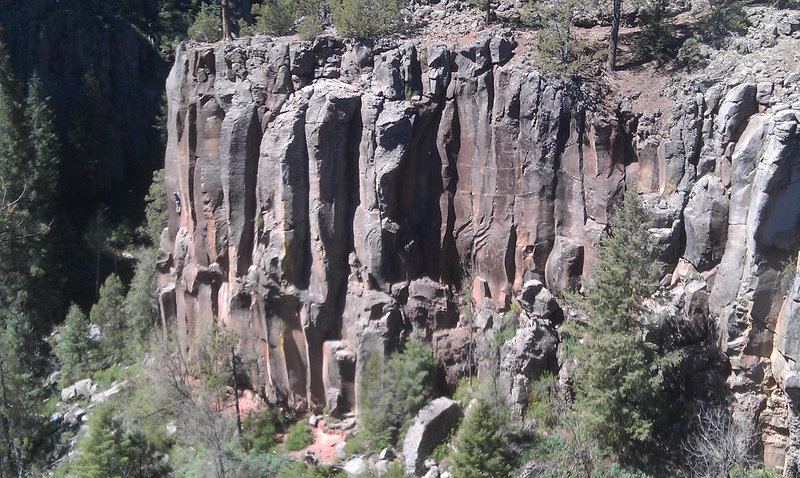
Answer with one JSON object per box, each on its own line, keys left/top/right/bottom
{"left": 160, "top": 10, "right": 800, "bottom": 468}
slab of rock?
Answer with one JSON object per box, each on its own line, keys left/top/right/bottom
{"left": 343, "top": 457, "right": 369, "bottom": 477}
{"left": 716, "top": 83, "right": 757, "bottom": 143}
{"left": 90, "top": 380, "right": 129, "bottom": 403}
{"left": 757, "top": 82, "right": 774, "bottom": 104}
{"left": 61, "top": 378, "right": 93, "bottom": 402}
{"left": 403, "top": 398, "right": 463, "bottom": 476}
{"left": 683, "top": 174, "right": 729, "bottom": 270}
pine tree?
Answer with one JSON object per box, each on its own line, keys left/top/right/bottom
{"left": 23, "top": 73, "right": 64, "bottom": 333}
{"left": 55, "top": 304, "right": 95, "bottom": 385}
{"left": 585, "top": 193, "right": 662, "bottom": 330}
{"left": 571, "top": 193, "right": 675, "bottom": 461}
{"left": 24, "top": 74, "right": 59, "bottom": 212}
{"left": 0, "top": 41, "right": 38, "bottom": 311}
{"left": 64, "top": 71, "right": 109, "bottom": 210}
{"left": 358, "top": 337, "right": 437, "bottom": 448}
{"left": 90, "top": 274, "right": 129, "bottom": 365}
{"left": 188, "top": 3, "right": 223, "bottom": 42}
{"left": 332, "top": 0, "right": 406, "bottom": 38}
{"left": 0, "top": 41, "right": 59, "bottom": 474}
{"left": 125, "top": 249, "right": 160, "bottom": 346}
{"left": 0, "top": 312, "right": 48, "bottom": 475}
{"left": 71, "top": 404, "right": 170, "bottom": 478}
{"left": 0, "top": 41, "right": 29, "bottom": 197}
{"left": 450, "top": 399, "right": 513, "bottom": 478}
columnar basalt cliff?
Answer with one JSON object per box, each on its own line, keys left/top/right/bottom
{"left": 159, "top": 12, "right": 800, "bottom": 468}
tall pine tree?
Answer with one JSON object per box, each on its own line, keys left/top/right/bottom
{"left": 90, "top": 274, "right": 129, "bottom": 366}
{"left": 450, "top": 399, "right": 514, "bottom": 478}
{"left": 572, "top": 192, "right": 676, "bottom": 462}
{"left": 0, "top": 312, "right": 48, "bottom": 475}
{"left": 55, "top": 304, "right": 95, "bottom": 385}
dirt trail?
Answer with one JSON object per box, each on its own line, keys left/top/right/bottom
{"left": 289, "top": 422, "right": 346, "bottom": 464}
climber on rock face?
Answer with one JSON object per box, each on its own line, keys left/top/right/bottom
{"left": 173, "top": 192, "right": 181, "bottom": 213}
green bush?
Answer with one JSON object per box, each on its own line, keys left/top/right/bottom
{"left": 675, "top": 38, "right": 707, "bottom": 70}
{"left": 92, "top": 363, "right": 131, "bottom": 389}
{"left": 188, "top": 4, "right": 222, "bottom": 42}
{"left": 634, "top": 0, "right": 676, "bottom": 62}
{"left": 332, "top": 0, "right": 406, "bottom": 38}
{"left": 525, "top": 372, "right": 559, "bottom": 431}
{"left": 140, "top": 169, "right": 167, "bottom": 246}
{"left": 702, "top": 0, "right": 749, "bottom": 44}
{"left": 224, "top": 440, "right": 289, "bottom": 477}
{"left": 251, "top": 0, "right": 297, "bottom": 36}
{"left": 526, "top": 0, "right": 598, "bottom": 79}
{"left": 242, "top": 407, "right": 286, "bottom": 452}
{"left": 356, "top": 462, "right": 406, "bottom": 478}
{"left": 284, "top": 422, "right": 313, "bottom": 451}
{"left": 342, "top": 431, "right": 370, "bottom": 456}
{"left": 278, "top": 462, "right": 345, "bottom": 477}
{"left": 298, "top": 14, "right": 326, "bottom": 40}
{"left": 452, "top": 377, "right": 479, "bottom": 404}
{"left": 358, "top": 337, "right": 438, "bottom": 449}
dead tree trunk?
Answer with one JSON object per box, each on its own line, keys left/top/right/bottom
{"left": 231, "top": 348, "right": 242, "bottom": 437}
{"left": 221, "top": 0, "right": 232, "bottom": 41}
{"left": 608, "top": 0, "right": 622, "bottom": 71}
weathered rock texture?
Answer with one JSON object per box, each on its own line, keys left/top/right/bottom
{"left": 402, "top": 397, "right": 462, "bottom": 475}
{"left": 160, "top": 17, "right": 800, "bottom": 468}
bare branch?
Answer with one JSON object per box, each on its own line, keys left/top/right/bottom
{"left": 683, "top": 405, "right": 758, "bottom": 478}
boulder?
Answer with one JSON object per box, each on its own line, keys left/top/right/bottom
{"left": 61, "top": 378, "right": 93, "bottom": 402}
{"left": 757, "top": 82, "right": 774, "bottom": 104}
{"left": 403, "top": 398, "right": 463, "bottom": 476}
{"left": 343, "top": 457, "right": 369, "bottom": 477}
{"left": 375, "top": 459, "right": 391, "bottom": 475}
{"left": 335, "top": 441, "right": 348, "bottom": 460}
{"left": 90, "top": 380, "right": 129, "bottom": 403}
{"left": 63, "top": 406, "right": 87, "bottom": 426}
{"left": 423, "top": 466, "right": 440, "bottom": 478}
{"left": 784, "top": 372, "right": 800, "bottom": 405}
{"left": 379, "top": 447, "right": 395, "bottom": 461}
{"left": 519, "top": 280, "right": 559, "bottom": 322}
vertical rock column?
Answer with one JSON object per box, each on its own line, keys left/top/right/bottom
{"left": 304, "top": 80, "right": 362, "bottom": 409}
{"left": 253, "top": 93, "right": 311, "bottom": 407}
